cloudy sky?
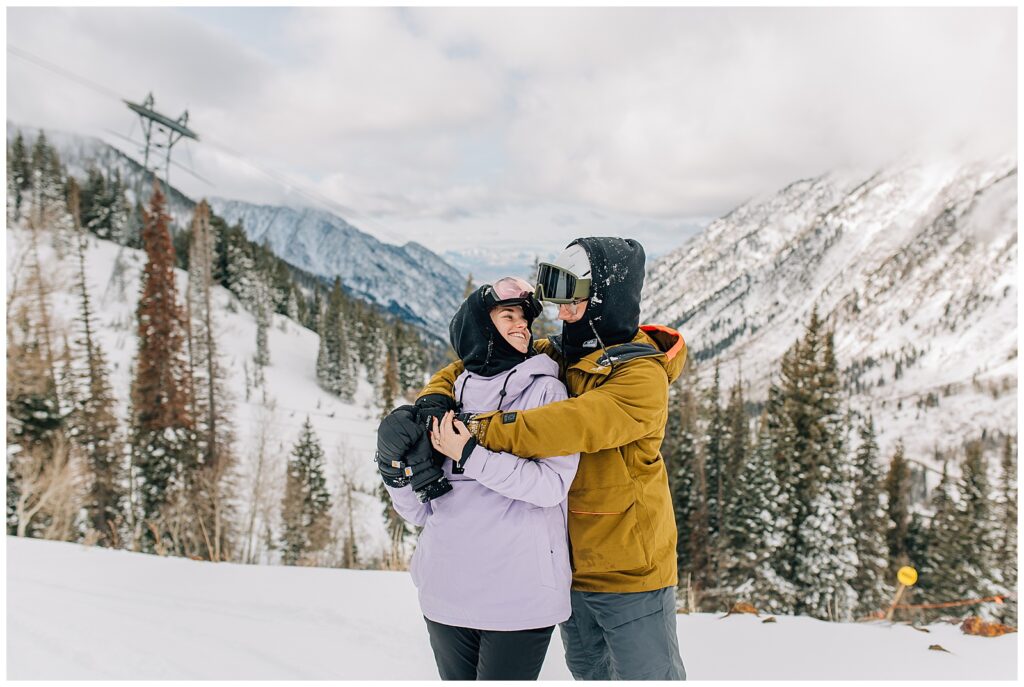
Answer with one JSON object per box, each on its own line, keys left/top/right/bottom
{"left": 6, "top": 6, "right": 1016, "bottom": 259}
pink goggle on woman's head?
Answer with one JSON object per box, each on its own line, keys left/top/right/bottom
{"left": 491, "top": 276, "right": 535, "bottom": 300}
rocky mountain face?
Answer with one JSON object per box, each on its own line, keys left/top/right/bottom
{"left": 208, "top": 199, "right": 464, "bottom": 333}
{"left": 642, "top": 158, "right": 1017, "bottom": 462}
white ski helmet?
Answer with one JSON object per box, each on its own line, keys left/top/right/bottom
{"left": 535, "top": 243, "right": 592, "bottom": 303}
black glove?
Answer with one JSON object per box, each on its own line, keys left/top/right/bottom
{"left": 416, "top": 393, "right": 461, "bottom": 471}
{"left": 376, "top": 404, "right": 453, "bottom": 502}
{"left": 376, "top": 405, "right": 422, "bottom": 488}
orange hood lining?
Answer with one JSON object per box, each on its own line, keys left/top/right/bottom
{"left": 640, "top": 324, "right": 685, "bottom": 361}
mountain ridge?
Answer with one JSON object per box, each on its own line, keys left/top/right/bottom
{"left": 642, "top": 157, "right": 1017, "bottom": 463}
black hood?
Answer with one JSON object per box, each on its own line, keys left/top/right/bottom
{"left": 559, "top": 237, "right": 646, "bottom": 364}
{"left": 449, "top": 285, "right": 536, "bottom": 377}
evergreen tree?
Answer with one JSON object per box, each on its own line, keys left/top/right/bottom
{"left": 763, "top": 380, "right": 800, "bottom": 613}
{"left": 380, "top": 343, "right": 401, "bottom": 420}
{"left": 950, "top": 441, "right": 999, "bottom": 607}
{"left": 849, "top": 415, "right": 891, "bottom": 617}
{"left": 702, "top": 363, "right": 726, "bottom": 588}
{"left": 316, "top": 278, "right": 356, "bottom": 400}
{"left": 7, "top": 131, "right": 31, "bottom": 221}
{"left": 395, "top": 322, "right": 427, "bottom": 394}
{"left": 253, "top": 282, "right": 271, "bottom": 386}
{"left": 224, "top": 226, "right": 257, "bottom": 308}
{"left": 994, "top": 435, "right": 1017, "bottom": 626}
{"left": 130, "top": 183, "right": 193, "bottom": 554}
{"left": 280, "top": 418, "right": 332, "bottom": 566}
{"left": 884, "top": 442, "right": 912, "bottom": 578}
{"left": 67, "top": 180, "right": 126, "bottom": 545}
{"left": 919, "top": 460, "right": 958, "bottom": 607}
{"left": 79, "top": 166, "right": 130, "bottom": 242}
{"left": 722, "top": 403, "right": 788, "bottom": 612}
{"left": 723, "top": 374, "right": 750, "bottom": 504}
{"left": 664, "top": 368, "right": 702, "bottom": 594}
{"left": 29, "top": 132, "right": 65, "bottom": 224}
{"left": 795, "top": 415, "right": 859, "bottom": 621}
{"left": 185, "top": 200, "right": 236, "bottom": 561}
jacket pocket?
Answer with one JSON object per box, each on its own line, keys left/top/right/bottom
{"left": 532, "top": 507, "right": 557, "bottom": 590}
{"left": 568, "top": 485, "right": 649, "bottom": 574}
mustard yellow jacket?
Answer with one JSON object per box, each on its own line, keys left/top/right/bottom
{"left": 419, "top": 325, "right": 687, "bottom": 593}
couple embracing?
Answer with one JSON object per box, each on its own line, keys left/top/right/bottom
{"left": 376, "top": 237, "right": 688, "bottom": 681}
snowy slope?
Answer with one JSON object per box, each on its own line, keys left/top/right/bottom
{"left": 6, "top": 537, "right": 1017, "bottom": 680}
{"left": 5, "top": 226, "right": 392, "bottom": 563}
{"left": 208, "top": 198, "right": 464, "bottom": 333}
{"left": 642, "top": 158, "right": 1017, "bottom": 462}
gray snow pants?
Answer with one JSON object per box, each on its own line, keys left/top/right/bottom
{"left": 559, "top": 586, "right": 687, "bottom": 681}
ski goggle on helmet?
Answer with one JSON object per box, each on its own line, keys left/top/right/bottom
{"left": 535, "top": 243, "right": 592, "bottom": 304}
{"left": 483, "top": 276, "right": 543, "bottom": 319}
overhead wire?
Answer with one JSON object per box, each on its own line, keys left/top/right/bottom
{"left": 7, "top": 44, "right": 410, "bottom": 246}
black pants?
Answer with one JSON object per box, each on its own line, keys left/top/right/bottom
{"left": 424, "top": 617, "right": 554, "bottom": 680}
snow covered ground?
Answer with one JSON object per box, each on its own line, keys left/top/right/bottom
{"left": 5, "top": 537, "right": 1017, "bottom": 680}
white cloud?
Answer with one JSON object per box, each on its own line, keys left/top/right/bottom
{"left": 6, "top": 6, "right": 1015, "bottom": 252}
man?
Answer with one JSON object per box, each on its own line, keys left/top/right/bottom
{"left": 410, "top": 237, "right": 688, "bottom": 680}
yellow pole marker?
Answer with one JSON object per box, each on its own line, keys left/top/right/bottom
{"left": 886, "top": 566, "right": 919, "bottom": 621}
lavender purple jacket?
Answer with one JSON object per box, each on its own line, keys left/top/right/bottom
{"left": 386, "top": 353, "right": 579, "bottom": 631}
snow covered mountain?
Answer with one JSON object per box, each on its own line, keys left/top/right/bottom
{"left": 7, "top": 123, "right": 466, "bottom": 335}
{"left": 208, "top": 198, "right": 465, "bottom": 333}
{"left": 642, "top": 158, "right": 1017, "bottom": 463}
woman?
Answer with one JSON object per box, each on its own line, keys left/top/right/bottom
{"left": 382, "top": 277, "right": 579, "bottom": 681}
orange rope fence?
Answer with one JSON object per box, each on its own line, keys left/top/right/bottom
{"left": 893, "top": 594, "right": 1016, "bottom": 611}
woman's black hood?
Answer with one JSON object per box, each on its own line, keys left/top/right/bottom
{"left": 559, "top": 237, "right": 646, "bottom": 364}
{"left": 450, "top": 285, "right": 536, "bottom": 377}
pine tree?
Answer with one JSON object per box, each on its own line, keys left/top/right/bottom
{"left": 316, "top": 278, "right": 356, "bottom": 399}
{"left": 224, "top": 226, "right": 257, "bottom": 308}
{"left": 994, "top": 435, "right": 1017, "bottom": 626}
{"left": 703, "top": 363, "right": 726, "bottom": 589}
{"left": 919, "top": 460, "right": 958, "bottom": 609}
{"left": 722, "top": 403, "right": 788, "bottom": 612}
{"left": 253, "top": 286, "right": 271, "bottom": 387}
{"left": 280, "top": 418, "right": 332, "bottom": 566}
{"left": 7, "top": 131, "right": 31, "bottom": 222}
{"left": 130, "top": 183, "right": 193, "bottom": 554}
{"left": 950, "top": 441, "right": 999, "bottom": 608}
{"left": 884, "top": 442, "right": 912, "bottom": 578}
{"left": 380, "top": 343, "right": 401, "bottom": 421}
{"left": 763, "top": 380, "right": 800, "bottom": 613}
{"left": 185, "top": 200, "right": 236, "bottom": 561}
{"left": 67, "top": 180, "right": 125, "bottom": 545}
{"left": 395, "top": 323, "right": 426, "bottom": 394}
{"left": 849, "top": 415, "right": 891, "bottom": 617}
{"left": 664, "top": 372, "right": 700, "bottom": 590}
{"left": 722, "top": 375, "right": 750, "bottom": 539}
{"left": 795, "top": 415, "right": 859, "bottom": 621}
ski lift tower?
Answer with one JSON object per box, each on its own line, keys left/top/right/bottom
{"left": 124, "top": 92, "right": 199, "bottom": 207}
{"left": 104, "top": 93, "right": 199, "bottom": 305}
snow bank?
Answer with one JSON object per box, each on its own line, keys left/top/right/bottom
{"left": 6, "top": 537, "right": 1017, "bottom": 680}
